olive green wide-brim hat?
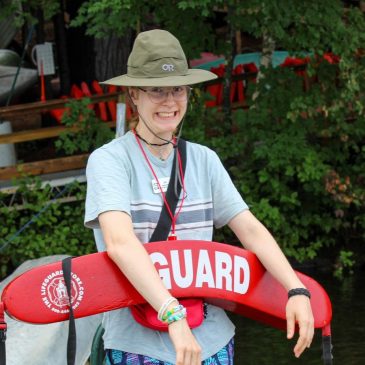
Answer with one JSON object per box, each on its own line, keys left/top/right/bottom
{"left": 101, "top": 29, "right": 217, "bottom": 87}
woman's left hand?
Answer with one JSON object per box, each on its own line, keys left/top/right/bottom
{"left": 286, "top": 295, "right": 314, "bottom": 358}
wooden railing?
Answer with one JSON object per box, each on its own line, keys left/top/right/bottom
{"left": 0, "top": 72, "right": 261, "bottom": 182}
{"left": 0, "top": 92, "right": 120, "bottom": 181}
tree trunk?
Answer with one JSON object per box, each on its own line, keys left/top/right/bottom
{"left": 222, "top": 7, "right": 235, "bottom": 123}
{"left": 252, "top": 33, "right": 276, "bottom": 101}
{"left": 93, "top": 31, "right": 134, "bottom": 86}
{"left": 53, "top": 0, "right": 71, "bottom": 95}
{"left": 65, "top": 0, "right": 133, "bottom": 88}
{"left": 66, "top": 0, "right": 95, "bottom": 85}
{"left": 260, "top": 33, "right": 275, "bottom": 69}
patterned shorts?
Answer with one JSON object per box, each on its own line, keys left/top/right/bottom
{"left": 105, "top": 337, "right": 234, "bottom": 365}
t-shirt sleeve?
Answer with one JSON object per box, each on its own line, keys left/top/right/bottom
{"left": 210, "top": 150, "right": 249, "bottom": 228}
{"left": 84, "top": 147, "right": 131, "bottom": 229}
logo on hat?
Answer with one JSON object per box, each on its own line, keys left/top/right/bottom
{"left": 162, "top": 64, "right": 175, "bottom": 72}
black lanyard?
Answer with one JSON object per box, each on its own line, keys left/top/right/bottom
{"left": 149, "top": 138, "right": 187, "bottom": 242}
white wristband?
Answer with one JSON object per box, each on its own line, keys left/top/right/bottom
{"left": 157, "top": 297, "right": 178, "bottom": 321}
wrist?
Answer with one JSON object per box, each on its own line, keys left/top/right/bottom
{"left": 157, "top": 297, "right": 188, "bottom": 325}
{"left": 164, "top": 305, "right": 187, "bottom": 324}
{"left": 157, "top": 297, "right": 178, "bottom": 321}
{"left": 288, "top": 288, "right": 311, "bottom": 299}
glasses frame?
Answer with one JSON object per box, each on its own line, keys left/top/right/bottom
{"left": 137, "top": 86, "right": 192, "bottom": 104}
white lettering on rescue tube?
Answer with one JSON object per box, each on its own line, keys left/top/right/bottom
{"left": 150, "top": 249, "right": 250, "bottom": 294}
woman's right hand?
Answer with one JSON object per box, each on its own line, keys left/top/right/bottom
{"left": 168, "top": 318, "right": 202, "bottom": 365}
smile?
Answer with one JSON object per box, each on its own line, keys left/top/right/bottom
{"left": 156, "top": 112, "right": 177, "bottom": 118}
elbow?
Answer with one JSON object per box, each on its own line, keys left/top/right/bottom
{"left": 229, "top": 210, "right": 271, "bottom": 251}
{"left": 104, "top": 234, "right": 127, "bottom": 261}
{"left": 106, "top": 244, "right": 120, "bottom": 261}
{"left": 104, "top": 231, "right": 138, "bottom": 261}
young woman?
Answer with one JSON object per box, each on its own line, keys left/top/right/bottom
{"left": 85, "top": 29, "right": 314, "bottom": 365}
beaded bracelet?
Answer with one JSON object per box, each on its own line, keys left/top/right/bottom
{"left": 157, "top": 297, "right": 178, "bottom": 321}
{"left": 162, "top": 304, "right": 184, "bottom": 322}
{"left": 288, "top": 288, "right": 311, "bottom": 299}
{"left": 166, "top": 307, "right": 187, "bottom": 325}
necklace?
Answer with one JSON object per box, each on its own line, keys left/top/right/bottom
{"left": 149, "top": 143, "right": 170, "bottom": 161}
{"left": 134, "top": 130, "right": 174, "bottom": 161}
{"left": 133, "top": 129, "right": 186, "bottom": 239}
{"left": 135, "top": 131, "right": 173, "bottom": 146}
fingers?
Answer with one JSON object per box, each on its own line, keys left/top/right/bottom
{"left": 286, "top": 296, "right": 314, "bottom": 358}
{"left": 175, "top": 350, "right": 185, "bottom": 365}
{"left": 175, "top": 343, "right": 201, "bottom": 365}
{"left": 190, "top": 344, "right": 202, "bottom": 365}
{"left": 169, "top": 319, "right": 201, "bottom": 365}
{"left": 293, "top": 320, "right": 310, "bottom": 357}
{"left": 293, "top": 315, "right": 314, "bottom": 357}
{"left": 286, "top": 311, "right": 295, "bottom": 339}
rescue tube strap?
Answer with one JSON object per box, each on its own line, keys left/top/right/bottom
{"left": 0, "top": 301, "right": 6, "bottom": 365}
{"left": 62, "top": 257, "right": 76, "bottom": 365}
{"left": 322, "top": 335, "right": 333, "bottom": 365}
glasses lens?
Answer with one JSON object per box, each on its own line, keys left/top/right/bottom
{"left": 172, "top": 86, "right": 189, "bottom": 101}
{"left": 144, "top": 87, "right": 190, "bottom": 103}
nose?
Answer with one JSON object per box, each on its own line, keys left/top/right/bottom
{"left": 163, "top": 90, "right": 175, "bottom": 104}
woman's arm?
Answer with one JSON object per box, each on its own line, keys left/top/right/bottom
{"left": 99, "top": 210, "right": 201, "bottom": 365}
{"left": 228, "top": 209, "right": 314, "bottom": 358}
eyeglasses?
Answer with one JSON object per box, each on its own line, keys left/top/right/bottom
{"left": 138, "top": 86, "right": 191, "bottom": 104}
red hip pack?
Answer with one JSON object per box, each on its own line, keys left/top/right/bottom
{"left": 130, "top": 298, "right": 205, "bottom": 331}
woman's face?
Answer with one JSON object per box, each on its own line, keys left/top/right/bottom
{"left": 130, "top": 86, "right": 189, "bottom": 136}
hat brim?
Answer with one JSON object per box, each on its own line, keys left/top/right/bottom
{"left": 100, "top": 69, "right": 217, "bottom": 87}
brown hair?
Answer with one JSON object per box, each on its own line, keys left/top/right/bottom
{"left": 125, "top": 88, "right": 139, "bottom": 130}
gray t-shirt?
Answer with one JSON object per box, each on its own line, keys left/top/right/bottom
{"left": 85, "top": 131, "right": 248, "bottom": 362}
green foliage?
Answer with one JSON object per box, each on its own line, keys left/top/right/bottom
{"left": 234, "top": 1, "right": 344, "bottom": 49}
{"left": 181, "top": 0, "right": 365, "bottom": 274}
{"left": 55, "top": 98, "right": 114, "bottom": 155}
{"left": 0, "top": 0, "right": 60, "bottom": 26}
{"left": 154, "top": 5, "right": 218, "bottom": 59}
{"left": 184, "top": 56, "right": 365, "bottom": 272}
{"left": 0, "top": 176, "right": 95, "bottom": 280}
{"left": 71, "top": 0, "right": 221, "bottom": 59}
{"left": 0, "top": 100, "right": 114, "bottom": 279}
{"left": 334, "top": 250, "right": 355, "bottom": 278}
{"left": 71, "top": 0, "right": 145, "bottom": 38}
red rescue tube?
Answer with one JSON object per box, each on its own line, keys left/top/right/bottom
{"left": 1, "top": 240, "right": 332, "bottom": 333}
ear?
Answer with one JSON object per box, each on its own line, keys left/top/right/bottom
{"left": 128, "top": 87, "right": 139, "bottom": 105}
